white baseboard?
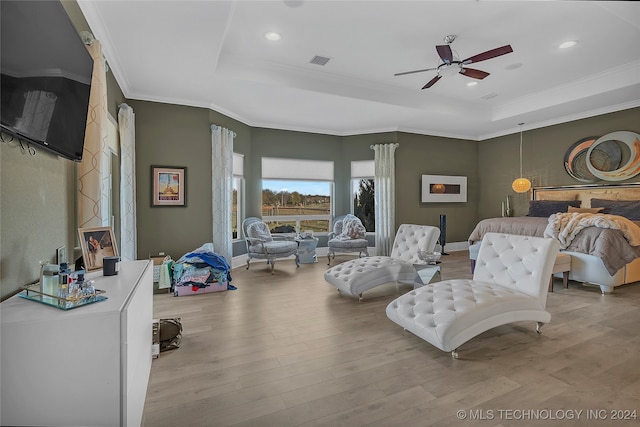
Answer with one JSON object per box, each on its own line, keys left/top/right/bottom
{"left": 231, "top": 242, "right": 470, "bottom": 270}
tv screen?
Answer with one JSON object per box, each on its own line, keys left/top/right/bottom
{"left": 1, "top": 0, "right": 93, "bottom": 162}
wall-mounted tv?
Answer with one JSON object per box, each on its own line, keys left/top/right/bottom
{"left": 1, "top": 0, "right": 93, "bottom": 162}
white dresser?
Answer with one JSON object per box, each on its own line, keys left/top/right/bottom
{"left": 1, "top": 260, "right": 153, "bottom": 427}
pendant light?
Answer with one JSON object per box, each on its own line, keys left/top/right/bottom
{"left": 512, "top": 123, "right": 531, "bottom": 193}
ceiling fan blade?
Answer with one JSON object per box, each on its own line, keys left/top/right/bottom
{"left": 459, "top": 67, "right": 490, "bottom": 80}
{"left": 436, "top": 45, "right": 453, "bottom": 64}
{"left": 394, "top": 67, "right": 437, "bottom": 77}
{"left": 422, "top": 75, "right": 442, "bottom": 89}
{"left": 462, "top": 45, "right": 513, "bottom": 64}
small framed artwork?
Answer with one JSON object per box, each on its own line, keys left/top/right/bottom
{"left": 151, "top": 165, "right": 187, "bottom": 207}
{"left": 78, "top": 226, "right": 119, "bottom": 271}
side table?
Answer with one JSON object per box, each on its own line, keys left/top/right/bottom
{"left": 414, "top": 263, "right": 441, "bottom": 289}
{"left": 297, "top": 237, "right": 319, "bottom": 264}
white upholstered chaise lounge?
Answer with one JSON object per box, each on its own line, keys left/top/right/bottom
{"left": 386, "top": 233, "right": 560, "bottom": 358}
{"left": 324, "top": 224, "right": 440, "bottom": 300}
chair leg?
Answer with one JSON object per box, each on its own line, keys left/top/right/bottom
{"left": 246, "top": 259, "right": 251, "bottom": 270}
{"left": 536, "top": 322, "right": 544, "bottom": 334}
{"left": 270, "top": 260, "right": 275, "bottom": 274}
{"left": 327, "top": 251, "right": 333, "bottom": 265}
{"left": 451, "top": 349, "right": 459, "bottom": 359}
{"left": 563, "top": 272, "right": 569, "bottom": 288}
{"left": 548, "top": 276, "right": 554, "bottom": 292}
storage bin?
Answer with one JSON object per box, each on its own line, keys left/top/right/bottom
{"left": 173, "top": 281, "right": 227, "bottom": 296}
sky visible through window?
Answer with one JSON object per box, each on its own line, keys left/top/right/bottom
{"left": 264, "top": 180, "right": 330, "bottom": 196}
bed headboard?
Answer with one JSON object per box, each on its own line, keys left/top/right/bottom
{"left": 532, "top": 183, "right": 640, "bottom": 207}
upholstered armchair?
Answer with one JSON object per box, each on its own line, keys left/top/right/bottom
{"left": 242, "top": 217, "right": 299, "bottom": 273}
{"left": 327, "top": 214, "right": 369, "bottom": 265}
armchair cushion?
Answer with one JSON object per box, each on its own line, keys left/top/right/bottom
{"left": 327, "top": 238, "right": 369, "bottom": 249}
{"left": 253, "top": 240, "right": 298, "bottom": 255}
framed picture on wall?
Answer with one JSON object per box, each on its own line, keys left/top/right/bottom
{"left": 151, "top": 165, "right": 187, "bottom": 207}
{"left": 78, "top": 226, "right": 119, "bottom": 271}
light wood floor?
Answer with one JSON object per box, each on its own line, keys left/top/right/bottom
{"left": 143, "top": 251, "right": 640, "bottom": 427}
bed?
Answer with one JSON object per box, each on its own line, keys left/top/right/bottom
{"left": 468, "top": 183, "right": 640, "bottom": 294}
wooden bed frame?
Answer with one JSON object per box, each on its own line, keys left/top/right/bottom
{"left": 532, "top": 183, "right": 640, "bottom": 207}
{"left": 532, "top": 183, "right": 640, "bottom": 293}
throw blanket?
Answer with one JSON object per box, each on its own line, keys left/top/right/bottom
{"left": 336, "top": 214, "right": 366, "bottom": 240}
{"left": 544, "top": 213, "right": 640, "bottom": 249}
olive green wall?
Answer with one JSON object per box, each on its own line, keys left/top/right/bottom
{"left": 395, "top": 133, "right": 479, "bottom": 243}
{"left": 478, "top": 107, "right": 640, "bottom": 220}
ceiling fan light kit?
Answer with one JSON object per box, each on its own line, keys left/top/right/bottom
{"left": 395, "top": 34, "right": 513, "bottom": 89}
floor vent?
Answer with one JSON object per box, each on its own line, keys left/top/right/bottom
{"left": 310, "top": 55, "right": 331, "bottom": 66}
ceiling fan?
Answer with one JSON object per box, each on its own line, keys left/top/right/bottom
{"left": 395, "top": 35, "right": 513, "bottom": 89}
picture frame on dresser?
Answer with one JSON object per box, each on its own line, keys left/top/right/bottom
{"left": 151, "top": 165, "right": 187, "bottom": 207}
{"left": 78, "top": 226, "right": 119, "bottom": 271}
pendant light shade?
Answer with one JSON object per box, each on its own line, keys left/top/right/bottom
{"left": 512, "top": 177, "right": 531, "bottom": 193}
{"left": 512, "top": 124, "right": 531, "bottom": 193}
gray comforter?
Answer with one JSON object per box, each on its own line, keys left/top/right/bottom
{"left": 468, "top": 217, "right": 640, "bottom": 275}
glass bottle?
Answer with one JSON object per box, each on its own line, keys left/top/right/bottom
{"left": 41, "top": 263, "right": 59, "bottom": 298}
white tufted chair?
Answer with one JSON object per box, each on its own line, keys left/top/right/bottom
{"left": 324, "top": 224, "right": 440, "bottom": 300}
{"left": 386, "top": 233, "right": 560, "bottom": 358}
{"left": 242, "top": 217, "right": 299, "bottom": 274}
{"left": 327, "top": 215, "right": 370, "bottom": 265}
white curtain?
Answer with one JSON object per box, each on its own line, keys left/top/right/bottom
{"left": 78, "top": 38, "right": 109, "bottom": 228}
{"left": 211, "top": 125, "right": 235, "bottom": 263}
{"left": 371, "top": 143, "right": 399, "bottom": 256}
{"left": 118, "top": 103, "right": 137, "bottom": 261}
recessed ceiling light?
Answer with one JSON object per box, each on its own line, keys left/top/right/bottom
{"left": 559, "top": 40, "right": 578, "bottom": 49}
{"left": 264, "top": 31, "right": 281, "bottom": 41}
{"left": 466, "top": 81, "right": 478, "bottom": 87}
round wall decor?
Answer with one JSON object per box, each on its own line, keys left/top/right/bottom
{"left": 564, "top": 137, "right": 618, "bottom": 182}
{"left": 585, "top": 131, "right": 640, "bottom": 181}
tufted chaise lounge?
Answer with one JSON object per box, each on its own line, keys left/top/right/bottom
{"left": 324, "top": 224, "right": 440, "bottom": 300}
{"left": 386, "top": 233, "right": 560, "bottom": 357}
{"left": 469, "top": 241, "right": 571, "bottom": 292}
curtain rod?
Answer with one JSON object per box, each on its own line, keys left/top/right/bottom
{"left": 370, "top": 143, "right": 399, "bottom": 149}
{"left": 210, "top": 124, "right": 237, "bottom": 137}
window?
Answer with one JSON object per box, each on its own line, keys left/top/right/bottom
{"left": 261, "top": 158, "right": 333, "bottom": 234}
{"left": 232, "top": 153, "right": 244, "bottom": 240}
{"left": 351, "top": 160, "right": 375, "bottom": 232}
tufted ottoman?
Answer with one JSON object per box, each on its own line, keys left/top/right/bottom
{"left": 387, "top": 233, "right": 560, "bottom": 357}
{"left": 324, "top": 224, "right": 440, "bottom": 300}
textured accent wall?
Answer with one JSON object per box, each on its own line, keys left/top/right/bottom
{"left": 478, "top": 107, "right": 640, "bottom": 220}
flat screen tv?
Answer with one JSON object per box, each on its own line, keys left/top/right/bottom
{"left": 1, "top": 0, "right": 93, "bottom": 162}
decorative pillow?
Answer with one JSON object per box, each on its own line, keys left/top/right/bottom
{"left": 567, "top": 206, "right": 604, "bottom": 214}
{"left": 590, "top": 199, "right": 640, "bottom": 220}
{"left": 527, "top": 200, "right": 581, "bottom": 217}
